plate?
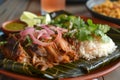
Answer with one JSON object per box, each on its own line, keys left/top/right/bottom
{"left": 0, "top": 16, "right": 120, "bottom": 80}
{"left": 86, "top": 0, "right": 120, "bottom": 25}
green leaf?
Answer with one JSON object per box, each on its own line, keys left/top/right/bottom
{"left": 0, "top": 41, "right": 7, "bottom": 46}
{"left": 25, "top": 36, "right": 33, "bottom": 47}
{"left": 87, "top": 19, "right": 93, "bottom": 25}
{"left": 97, "top": 24, "right": 110, "bottom": 33}
{"left": 76, "top": 29, "right": 91, "bottom": 41}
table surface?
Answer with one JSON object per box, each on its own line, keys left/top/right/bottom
{"left": 0, "top": 0, "right": 120, "bottom": 80}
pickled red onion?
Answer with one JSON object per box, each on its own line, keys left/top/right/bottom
{"left": 40, "top": 25, "right": 55, "bottom": 35}
{"left": 20, "top": 27, "right": 53, "bottom": 46}
{"left": 20, "top": 26, "right": 67, "bottom": 46}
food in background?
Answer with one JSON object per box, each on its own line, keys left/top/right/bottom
{"left": 93, "top": 0, "right": 120, "bottom": 19}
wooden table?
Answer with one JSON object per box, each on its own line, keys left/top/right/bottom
{"left": 0, "top": 0, "right": 120, "bottom": 80}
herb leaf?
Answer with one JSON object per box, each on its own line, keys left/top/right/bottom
{"left": 51, "top": 15, "right": 110, "bottom": 42}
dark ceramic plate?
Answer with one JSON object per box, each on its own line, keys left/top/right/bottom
{"left": 86, "top": 0, "right": 120, "bottom": 25}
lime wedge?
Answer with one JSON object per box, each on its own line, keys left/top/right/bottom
{"left": 20, "top": 11, "right": 52, "bottom": 26}
{"left": 45, "top": 14, "right": 51, "bottom": 24}
{"left": 20, "top": 11, "right": 38, "bottom": 27}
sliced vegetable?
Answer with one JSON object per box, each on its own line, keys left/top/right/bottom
{"left": 20, "top": 11, "right": 38, "bottom": 26}
{"left": 20, "top": 11, "right": 51, "bottom": 26}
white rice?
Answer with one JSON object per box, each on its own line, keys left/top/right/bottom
{"left": 79, "top": 37, "right": 117, "bottom": 60}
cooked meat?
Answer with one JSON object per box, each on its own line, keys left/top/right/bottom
{"left": 0, "top": 26, "right": 80, "bottom": 71}
{"left": 27, "top": 44, "right": 47, "bottom": 57}
{"left": 1, "top": 35, "right": 30, "bottom": 63}
{"left": 25, "top": 44, "right": 51, "bottom": 71}
{"left": 24, "top": 37, "right": 79, "bottom": 70}
{"left": 45, "top": 43, "right": 63, "bottom": 63}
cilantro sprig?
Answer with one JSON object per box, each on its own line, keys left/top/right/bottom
{"left": 50, "top": 14, "right": 110, "bottom": 42}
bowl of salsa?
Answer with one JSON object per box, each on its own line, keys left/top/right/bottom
{"left": 1, "top": 19, "right": 27, "bottom": 35}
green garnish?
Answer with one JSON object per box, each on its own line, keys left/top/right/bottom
{"left": 0, "top": 41, "right": 7, "bottom": 46}
{"left": 25, "top": 35, "right": 33, "bottom": 47}
{"left": 50, "top": 14, "right": 110, "bottom": 42}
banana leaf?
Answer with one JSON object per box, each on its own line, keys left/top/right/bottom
{"left": 107, "top": 27, "right": 120, "bottom": 44}
{"left": 0, "top": 59, "right": 57, "bottom": 80}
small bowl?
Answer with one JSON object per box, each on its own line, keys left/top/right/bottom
{"left": 1, "top": 19, "right": 27, "bottom": 35}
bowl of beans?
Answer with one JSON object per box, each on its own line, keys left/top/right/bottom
{"left": 86, "top": 0, "right": 120, "bottom": 25}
